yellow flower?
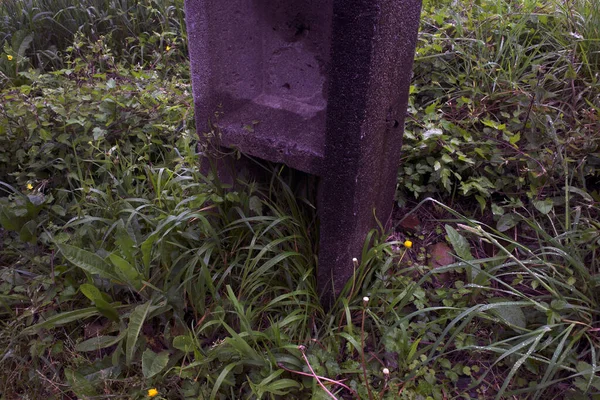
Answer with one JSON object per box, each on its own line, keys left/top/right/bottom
{"left": 7, "top": 55, "right": 13, "bottom": 61}
{"left": 26, "top": 183, "right": 33, "bottom": 190}
{"left": 403, "top": 240, "right": 413, "bottom": 249}
{"left": 147, "top": 388, "right": 159, "bottom": 397}
{"left": 166, "top": 46, "right": 171, "bottom": 51}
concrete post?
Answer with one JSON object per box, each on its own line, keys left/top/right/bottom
{"left": 184, "top": 0, "right": 422, "bottom": 305}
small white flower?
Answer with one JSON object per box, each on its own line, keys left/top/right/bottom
{"left": 383, "top": 368, "right": 390, "bottom": 375}
{"left": 570, "top": 32, "right": 583, "bottom": 40}
{"left": 363, "top": 296, "right": 370, "bottom": 303}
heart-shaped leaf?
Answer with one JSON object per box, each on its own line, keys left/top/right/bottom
{"left": 142, "top": 349, "right": 169, "bottom": 378}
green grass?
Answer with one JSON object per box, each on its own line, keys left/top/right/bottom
{"left": 400, "top": 0, "right": 600, "bottom": 207}
{"left": 1, "top": 0, "right": 600, "bottom": 398}
{"left": 0, "top": 0, "right": 187, "bottom": 83}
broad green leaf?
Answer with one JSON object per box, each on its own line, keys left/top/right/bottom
{"left": 24, "top": 308, "right": 99, "bottom": 333}
{"left": 93, "top": 298, "right": 120, "bottom": 322}
{"left": 114, "top": 221, "right": 137, "bottom": 263}
{"left": 65, "top": 368, "right": 97, "bottom": 399}
{"left": 496, "top": 213, "right": 519, "bottom": 232}
{"left": 109, "top": 253, "right": 142, "bottom": 290}
{"left": 80, "top": 283, "right": 120, "bottom": 322}
{"left": 141, "top": 234, "right": 157, "bottom": 273}
{"left": 533, "top": 199, "right": 553, "bottom": 215}
{"left": 79, "top": 283, "right": 105, "bottom": 303}
{"left": 15, "top": 32, "right": 34, "bottom": 59}
{"left": 75, "top": 334, "right": 125, "bottom": 352}
{"left": 142, "top": 349, "right": 169, "bottom": 378}
{"left": 491, "top": 303, "right": 527, "bottom": 331}
{"left": 0, "top": 206, "right": 26, "bottom": 231}
{"left": 19, "top": 219, "right": 37, "bottom": 243}
{"left": 126, "top": 301, "right": 152, "bottom": 365}
{"left": 445, "top": 225, "right": 473, "bottom": 260}
{"left": 173, "top": 335, "right": 195, "bottom": 353}
{"left": 57, "top": 244, "right": 120, "bottom": 281}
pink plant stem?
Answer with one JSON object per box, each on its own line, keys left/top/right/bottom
{"left": 277, "top": 363, "right": 356, "bottom": 395}
{"left": 361, "top": 308, "right": 374, "bottom": 400}
{"left": 298, "top": 345, "right": 340, "bottom": 400}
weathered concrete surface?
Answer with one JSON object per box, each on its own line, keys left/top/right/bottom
{"left": 185, "top": 0, "right": 422, "bottom": 305}
{"left": 317, "top": 0, "right": 423, "bottom": 304}
{"left": 185, "top": 0, "right": 333, "bottom": 174}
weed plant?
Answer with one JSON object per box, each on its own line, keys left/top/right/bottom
{"left": 1, "top": 0, "right": 600, "bottom": 398}
{"left": 0, "top": 0, "right": 187, "bottom": 80}
{"left": 400, "top": 0, "right": 600, "bottom": 211}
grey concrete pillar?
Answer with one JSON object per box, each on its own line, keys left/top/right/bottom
{"left": 184, "top": 0, "right": 422, "bottom": 305}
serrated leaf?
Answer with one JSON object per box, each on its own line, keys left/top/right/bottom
{"left": 75, "top": 334, "right": 125, "bottom": 352}
{"left": 142, "top": 349, "right": 169, "bottom": 378}
{"left": 424, "top": 102, "right": 438, "bottom": 115}
{"left": 57, "top": 244, "right": 120, "bottom": 281}
{"left": 126, "top": 301, "right": 152, "bottom": 365}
